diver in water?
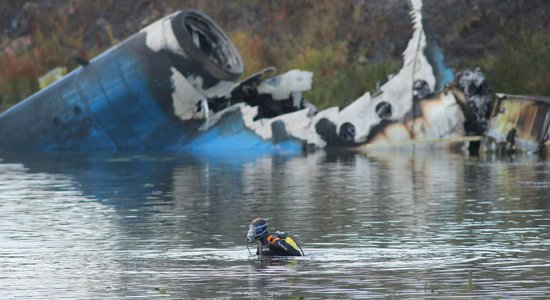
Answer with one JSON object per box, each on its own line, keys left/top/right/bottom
{"left": 246, "top": 217, "right": 304, "bottom": 257}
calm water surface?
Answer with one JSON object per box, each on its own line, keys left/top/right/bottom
{"left": 0, "top": 150, "right": 549, "bottom": 299}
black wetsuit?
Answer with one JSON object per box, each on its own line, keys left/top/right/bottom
{"left": 256, "top": 231, "right": 303, "bottom": 256}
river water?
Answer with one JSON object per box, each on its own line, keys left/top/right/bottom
{"left": 0, "top": 150, "right": 548, "bottom": 299}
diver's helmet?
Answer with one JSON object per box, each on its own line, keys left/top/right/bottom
{"left": 247, "top": 217, "right": 268, "bottom": 243}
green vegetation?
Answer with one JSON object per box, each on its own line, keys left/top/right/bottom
{"left": 282, "top": 43, "right": 400, "bottom": 109}
{"left": 0, "top": 2, "right": 110, "bottom": 111}
{"left": 232, "top": 33, "right": 401, "bottom": 109}
{"left": 226, "top": 0, "right": 404, "bottom": 109}
{"left": 463, "top": 27, "right": 550, "bottom": 96}
{"left": 0, "top": 7, "right": 104, "bottom": 111}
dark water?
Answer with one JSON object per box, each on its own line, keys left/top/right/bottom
{"left": 0, "top": 150, "right": 549, "bottom": 299}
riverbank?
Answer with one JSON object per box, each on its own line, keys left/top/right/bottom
{"left": 1, "top": 0, "right": 549, "bottom": 111}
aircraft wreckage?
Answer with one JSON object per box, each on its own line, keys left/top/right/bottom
{"left": 0, "top": 0, "right": 544, "bottom": 154}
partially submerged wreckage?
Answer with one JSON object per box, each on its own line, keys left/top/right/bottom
{"left": 0, "top": 0, "right": 547, "bottom": 155}
{"left": 484, "top": 94, "right": 550, "bottom": 154}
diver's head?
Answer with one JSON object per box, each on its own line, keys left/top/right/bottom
{"left": 247, "top": 217, "right": 268, "bottom": 243}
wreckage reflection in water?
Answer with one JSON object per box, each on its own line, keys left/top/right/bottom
{"left": 0, "top": 151, "right": 549, "bottom": 298}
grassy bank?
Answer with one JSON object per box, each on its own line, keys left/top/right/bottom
{"left": 0, "top": 7, "right": 104, "bottom": 111}
{"left": 462, "top": 28, "right": 550, "bottom": 96}
{"left": 232, "top": 31, "right": 401, "bottom": 109}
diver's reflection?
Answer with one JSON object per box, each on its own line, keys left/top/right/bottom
{"left": 246, "top": 256, "right": 301, "bottom": 298}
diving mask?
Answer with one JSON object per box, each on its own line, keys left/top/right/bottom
{"left": 246, "top": 219, "right": 268, "bottom": 243}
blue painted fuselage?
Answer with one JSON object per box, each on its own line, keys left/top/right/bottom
{"left": 0, "top": 12, "right": 303, "bottom": 154}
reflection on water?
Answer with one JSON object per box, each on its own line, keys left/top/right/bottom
{"left": 0, "top": 150, "right": 549, "bottom": 298}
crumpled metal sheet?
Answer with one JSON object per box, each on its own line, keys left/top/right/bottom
{"left": 311, "top": 0, "right": 454, "bottom": 148}
{"left": 227, "top": 0, "right": 476, "bottom": 152}
{"left": 245, "top": 0, "right": 499, "bottom": 153}
{"left": 455, "top": 68, "right": 492, "bottom": 135}
{"left": 483, "top": 94, "right": 550, "bottom": 153}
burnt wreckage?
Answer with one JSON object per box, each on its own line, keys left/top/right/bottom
{"left": 0, "top": 0, "right": 499, "bottom": 154}
{"left": 483, "top": 94, "right": 550, "bottom": 154}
